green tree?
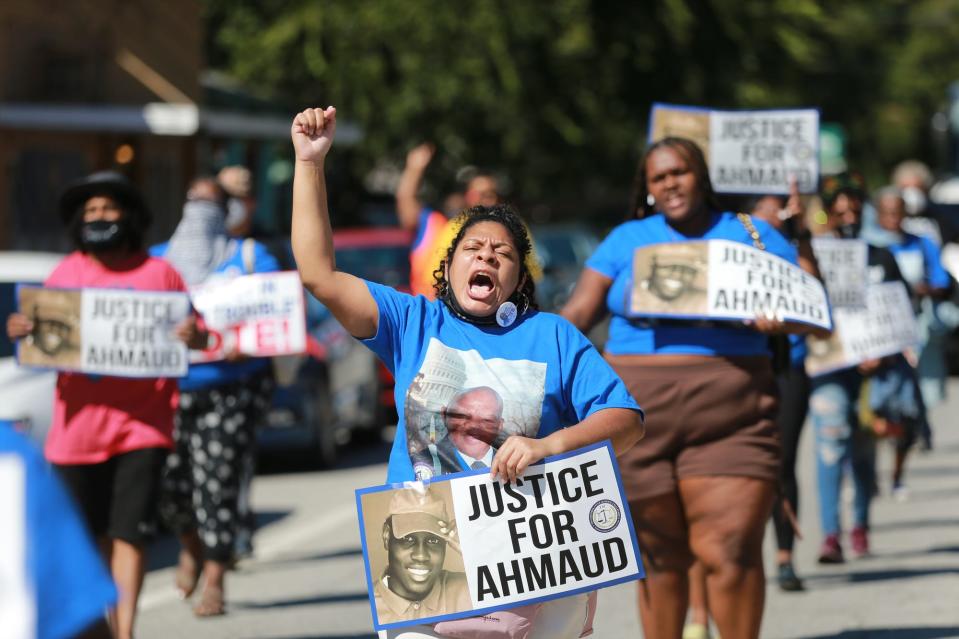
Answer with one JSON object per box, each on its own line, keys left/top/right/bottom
{"left": 203, "top": 0, "right": 959, "bottom": 217}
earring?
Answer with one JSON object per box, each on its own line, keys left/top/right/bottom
{"left": 646, "top": 194, "right": 655, "bottom": 207}
{"left": 518, "top": 290, "right": 530, "bottom": 315}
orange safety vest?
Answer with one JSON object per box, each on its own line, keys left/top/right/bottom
{"left": 410, "top": 211, "right": 450, "bottom": 299}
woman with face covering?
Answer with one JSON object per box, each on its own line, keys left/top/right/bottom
{"left": 290, "top": 107, "right": 644, "bottom": 639}
{"left": 561, "top": 138, "right": 821, "bottom": 639}
{"left": 5, "top": 171, "right": 206, "bottom": 639}
{"left": 151, "top": 177, "right": 279, "bottom": 616}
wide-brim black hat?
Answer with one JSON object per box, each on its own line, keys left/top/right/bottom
{"left": 58, "top": 170, "right": 151, "bottom": 228}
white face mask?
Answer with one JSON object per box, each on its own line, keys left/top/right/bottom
{"left": 901, "top": 186, "right": 927, "bottom": 215}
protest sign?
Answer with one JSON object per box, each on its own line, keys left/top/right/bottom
{"left": 188, "top": 271, "right": 307, "bottom": 363}
{"left": 356, "top": 442, "right": 643, "bottom": 631}
{"left": 811, "top": 237, "right": 869, "bottom": 308}
{"left": 805, "top": 281, "right": 918, "bottom": 377}
{"left": 17, "top": 286, "right": 189, "bottom": 378}
{"left": 628, "top": 240, "right": 832, "bottom": 331}
{"left": 649, "top": 103, "right": 820, "bottom": 194}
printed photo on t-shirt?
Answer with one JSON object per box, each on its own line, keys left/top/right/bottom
{"left": 405, "top": 338, "right": 547, "bottom": 481}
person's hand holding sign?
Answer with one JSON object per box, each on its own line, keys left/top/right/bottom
{"left": 6, "top": 312, "right": 33, "bottom": 340}
{"left": 175, "top": 315, "right": 209, "bottom": 350}
{"left": 490, "top": 436, "right": 555, "bottom": 483}
{"left": 744, "top": 310, "right": 788, "bottom": 334}
{"left": 491, "top": 407, "right": 643, "bottom": 483}
{"left": 780, "top": 176, "right": 804, "bottom": 224}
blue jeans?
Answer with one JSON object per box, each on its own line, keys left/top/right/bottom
{"left": 869, "top": 354, "right": 924, "bottom": 424}
{"left": 809, "top": 368, "right": 875, "bottom": 537}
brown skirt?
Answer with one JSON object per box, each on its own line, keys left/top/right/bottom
{"left": 608, "top": 354, "right": 781, "bottom": 501}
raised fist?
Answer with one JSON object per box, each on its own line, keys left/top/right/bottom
{"left": 291, "top": 107, "right": 337, "bottom": 164}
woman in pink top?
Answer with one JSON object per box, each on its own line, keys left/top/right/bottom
{"left": 6, "top": 171, "right": 206, "bottom": 639}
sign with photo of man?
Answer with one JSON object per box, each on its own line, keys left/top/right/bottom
{"left": 356, "top": 442, "right": 644, "bottom": 631}
{"left": 16, "top": 286, "right": 190, "bottom": 378}
{"left": 628, "top": 240, "right": 832, "bottom": 331}
{"left": 649, "top": 103, "right": 820, "bottom": 194}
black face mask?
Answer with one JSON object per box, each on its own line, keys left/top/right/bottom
{"left": 441, "top": 286, "right": 529, "bottom": 327}
{"left": 837, "top": 222, "right": 861, "bottom": 239}
{"left": 81, "top": 220, "right": 126, "bottom": 251}
{"left": 442, "top": 289, "right": 499, "bottom": 325}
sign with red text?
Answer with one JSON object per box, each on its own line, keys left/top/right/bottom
{"left": 649, "top": 103, "right": 820, "bottom": 194}
{"left": 189, "top": 271, "right": 307, "bottom": 362}
{"left": 628, "top": 240, "right": 832, "bottom": 331}
{"left": 17, "top": 286, "right": 190, "bottom": 377}
{"left": 806, "top": 281, "right": 918, "bottom": 376}
{"left": 355, "top": 442, "right": 644, "bottom": 631}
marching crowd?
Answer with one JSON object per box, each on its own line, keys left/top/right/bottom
{"left": 3, "top": 103, "right": 956, "bottom": 639}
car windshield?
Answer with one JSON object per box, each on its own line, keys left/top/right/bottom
{"left": 537, "top": 234, "right": 579, "bottom": 269}
{"left": 334, "top": 245, "right": 410, "bottom": 290}
{"left": 0, "top": 282, "right": 30, "bottom": 359}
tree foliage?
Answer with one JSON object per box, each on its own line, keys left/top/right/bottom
{"left": 204, "top": 0, "right": 959, "bottom": 218}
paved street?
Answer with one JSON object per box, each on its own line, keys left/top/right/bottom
{"left": 137, "top": 382, "right": 959, "bottom": 638}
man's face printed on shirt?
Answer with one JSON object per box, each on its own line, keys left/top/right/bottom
{"left": 383, "top": 522, "right": 447, "bottom": 601}
{"left": 444, "top": 387, "right": 504, "bottom": 459}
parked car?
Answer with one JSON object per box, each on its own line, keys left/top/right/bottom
{"left": 532, "top": 224, "right": 601, "bottom": 311}
{"left": 257, "top": 227, "right": 412, "bottom": 466}
{"left": 0, "top": 252, "right": 64, "bottom": 446}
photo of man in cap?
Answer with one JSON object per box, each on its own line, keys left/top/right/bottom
{"left": 374, "top": 485, "right": 470, "bottom": 623}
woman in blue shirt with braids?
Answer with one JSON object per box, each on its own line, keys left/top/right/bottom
{"left": 561, "top": 137, "right": 821, "bottom": 639}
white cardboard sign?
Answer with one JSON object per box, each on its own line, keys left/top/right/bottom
{"left": 17, "top": 286, "right": 190, "bottom": 378}
{"left": 188, "top": 271, "right": 307, "bottom": 362}
{"left": 629, "top": 240, "right": 832, "bottom": 331}
{"left": 806, "top": 281, "right": 918, "bottom": 376}
{"left": 649, "top": 103, "right": 820, "bottom": 194}
{"left": 811, "top": 238, "right": 869, "bottom": 309}
{"left": 356, "top": 443, "right": 644, "bottom": 631}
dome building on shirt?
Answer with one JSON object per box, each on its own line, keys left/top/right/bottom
{"left": 405, "top": 344, "right": 467, "bottom": 452}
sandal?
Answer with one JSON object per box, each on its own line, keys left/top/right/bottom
{"left": 174, "top": 550, "right": 201, "bottom": 600}
{"left": 193, "top": 586, "right": 226, "bottom": 617}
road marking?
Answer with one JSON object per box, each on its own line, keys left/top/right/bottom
{"left": 139, "top": 502, "right": 357, "bottom": 611}
{"left": 253, "top": 502, "right": 357, "bottom": 561}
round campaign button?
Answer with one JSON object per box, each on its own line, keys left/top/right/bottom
{"left": 496, "top": 301, "right": 517, "bottom": 327}
{"left": 589, "top": 499, "right": 622, "bottom": 533}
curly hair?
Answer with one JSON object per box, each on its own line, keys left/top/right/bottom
{"left": 431, "top": 205, "right": 539, "bottom": 312}
{"left": 629, "top": 136, "right": 722, "bottom": 220}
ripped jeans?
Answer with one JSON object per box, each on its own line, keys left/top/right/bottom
{"left": 809, "top": 368, "right": 876, "bottom": 537}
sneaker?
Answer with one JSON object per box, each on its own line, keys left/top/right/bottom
{"left": 817, "top": 534, "right": 844, "bottom": 564}
{"left": 892, "top": 483, "right": 910, "bottom": 502}
{"left": 682, "top": 622, "right": 710, "bottom": 639}
{"left": 850, "top": 526, "right": 870, "bottom": 558}
{"left": 777, "top": 561, "right": 805, "bottom": 592}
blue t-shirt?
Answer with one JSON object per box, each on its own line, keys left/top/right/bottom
{"left": 884, "top": 233, "right": 951, "bottom": 291}
{"left": 0, "top": 423, "right": 117, "bottom": 639}
{"left": 585, "top": 212, "right": 799, "bottom": 356}
{"left": 361, "top": 282, "right": 643, "bottom": 483}
{"left": 151, "top": 239, "right": 281, "bottom": 391}
{"left": 788, "top": 333, "right": 807, "bottom": 370}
